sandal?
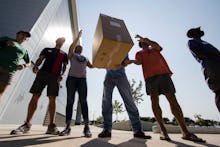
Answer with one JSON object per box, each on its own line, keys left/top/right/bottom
{"left": 182, "top": 134, "right": 206, "bottom": 143}
{"left": 160, "top": 136, "right": 172, "bottom": 141}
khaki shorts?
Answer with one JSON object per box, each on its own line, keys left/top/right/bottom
{"left": 145, "top": 74, "right": 176, "bottom": 95}
{"left": 30, "top": 71, "right": 59, "bottom": 96}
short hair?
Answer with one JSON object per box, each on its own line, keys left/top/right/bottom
{"left": 17, "top": 30, "right": 31, "bottom": 37}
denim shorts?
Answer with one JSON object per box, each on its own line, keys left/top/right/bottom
{"left": 30, "top": 71, "right": 59, "bottom": 96}
{"left": 145, "top": 74, "right": 176, "bottom": 95}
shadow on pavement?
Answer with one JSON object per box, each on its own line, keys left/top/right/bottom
{"left": 0, "top": 135, "right": 82, "bottom": 147}
{"left": 81, "top": 138, "right": 148, "bottom": 147}
{"left": 0, "top": 133, "right": 45, "bottom": 139}
{"left": 169, "top": 140, "right": 219, "bottom": 147}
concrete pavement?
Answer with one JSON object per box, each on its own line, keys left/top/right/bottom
{"left": 0, "top": 125, "right": 219, "bottom": 147}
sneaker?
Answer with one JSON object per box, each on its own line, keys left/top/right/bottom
{"left": 59, "top": 127, "right": 71, "bottom": 136}
{"left": 10, "top": 122, "right": 31, "bottom": 135}
{"left": 134, "top": 131, "right": 152, "bottom": 139}
{"left": 98, "top": 129, "right": 111, "bottom": 138}
{"left": 83, "top": 126, "right": 92, "bottom": 138}
{"left": 45, "top": 124, "right": 60, "bottom": 135}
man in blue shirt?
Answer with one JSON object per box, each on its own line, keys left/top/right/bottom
{"left": 187, "top": 27, "right": 220, "bottom": 112}
{"left": 98, "top": 56, "right": 151, "bottom": 139}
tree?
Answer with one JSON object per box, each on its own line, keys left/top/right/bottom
{"left": 113, "top": 100, "right": 124, "bottom": 122}
{"left": 130, "top": 79, "right": 144, "bottom": 107}
{"left": 172, "top": 117, "right": 195, "bottom": 126}
{"left": 163, "top": 117, "right": 170, "bottom": 124}
{"left": 140, "top": 117, "right": 157, "bottom": 123}
{"left": 96, "top": 116, "right": 104, "bottom": 124}
{"left": 194, "top": 114, "right": 207, "bottom": 126}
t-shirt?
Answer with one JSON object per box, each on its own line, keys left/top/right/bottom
{"left": 188, "top": 38, "right": 220, "bottom": 91}
{"left": 135, "top": 47, "right": 172, "bottom": 79}
{"left": 68, "top": 53, "right": 88, "bottom": 78}
{"left": 39, "top": 48, "right": 68, "bottom": 75}
{"left": 0, "top": 36, "right": 30, "bottom": 72}
{"left": 106, "top": 56, "right": 129, "bottom": 77}
{"left": 188, "top": 38, "right": 220, "bottom": 68}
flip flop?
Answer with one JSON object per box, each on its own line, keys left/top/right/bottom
{"left": 182, "top": 134, "right": 206, "bottom": 143}
{"left": 160, "top": 136, "right": 172, "bottom": 141}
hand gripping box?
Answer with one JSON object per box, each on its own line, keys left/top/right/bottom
{"left": 92, "top": 14, "right": 134, "bottom": 69}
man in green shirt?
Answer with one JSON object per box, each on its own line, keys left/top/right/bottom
{"left": 0, "top": 30, "right": 31, "bottom": 98}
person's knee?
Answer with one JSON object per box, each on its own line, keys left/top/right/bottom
{"left": 150, "top": 95, "right": 159, "bottom": 104}
{"left": 48, "top": 96, "right": 56, "bottom": 103}
{"left": 80, "top": 99, "right": 88, "bottom": 107}
{"left": 30, "top": 94, "right": 41, "bottom": 102}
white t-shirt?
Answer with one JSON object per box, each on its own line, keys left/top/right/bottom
{"left": 68, "top": 53, "right": 87, "bottom": 78}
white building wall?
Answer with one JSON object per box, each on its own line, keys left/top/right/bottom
{"left": 0, "top": 0, "right": 77, "bottom": 124}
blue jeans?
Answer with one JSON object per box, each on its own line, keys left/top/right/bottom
{"left": 66, "top": 76, "right": 89, "bottom": 123}
{"left": 102, "top": 74, "right": 142, "bottom": 133}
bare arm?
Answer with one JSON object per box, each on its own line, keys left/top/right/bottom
{"left": 87, "top": 60, "right": 94, "bottom": 68}
{"left": 61, "top": 62, "right": 67, "bottom": 76}
{"left": 135, "top": 34, "right": 162, "bottom": 51}
{"left": 129, "top": 59, "right": 142, "bottom": 65}
{"left": 68, "top": 30, "right": 82, "bottom": 59}
{"left": 32, "top": 55, "right": 45, "bottom": 73}
{"left": 112, "top": 58, "right": 134, "bottom": 69}
{"left": 16, "top": 62, "right": 31, "bottom": 70}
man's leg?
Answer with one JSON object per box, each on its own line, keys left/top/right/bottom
{"left": 116, "top": 76, "right": 142, "bottom": 132}
{"left": 164, "top": 93, "right": 190, "bottom": 137}
{"left": 102, "top": 76, "right": 114, "bottom": 131}
{"left": 150, "top": 94, "right": 170, "bottom": 139}
{"left": 215, "top": 90, "right": 220, "bottom": 112}
{"left": 98, "top": 75, "right": 114, "bottom": 138}
{"left": 26, "top": 94, "right": 41, "bottom": 124}
{"left": 48, "top": 96, "right": 56, "bottom": 126}
{"left": 116, "top": 76, "right": 151, "bottom": 139}
{"left": 10, "top": 93, "right": 40, "bottom": 134}
{"left": 165, "top": 93, "right": 206, "bottom": 142}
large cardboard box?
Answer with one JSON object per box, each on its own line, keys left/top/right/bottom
{"left": 92, "top": 14, "right": 134, "bottom": 69}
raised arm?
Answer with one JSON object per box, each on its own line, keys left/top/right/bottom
{"left": 135, "top": 34, "right": 162, "bottom": 51}
{"left": 68, "top": 30, "right": 82, "bottom": 59}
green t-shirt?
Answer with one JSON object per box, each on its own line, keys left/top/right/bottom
{"left": 0, "top": 36, "right": 30, "bottom": 72}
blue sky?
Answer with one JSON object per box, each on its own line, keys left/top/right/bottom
{"left": 76, "top": 0, "right": 220, "bottom": 121}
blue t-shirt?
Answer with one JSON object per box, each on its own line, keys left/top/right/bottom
{"left": 188, "top": 38, "right": 220, "bottom": 68}
{"left": 39, "top": 48, "right": 68, "bottom": 75}
{"left": 188, "top": 38, "right": 220, "bottom": 91}
{"left": 106, "top": 56, "right": 129, "bottom": 76}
